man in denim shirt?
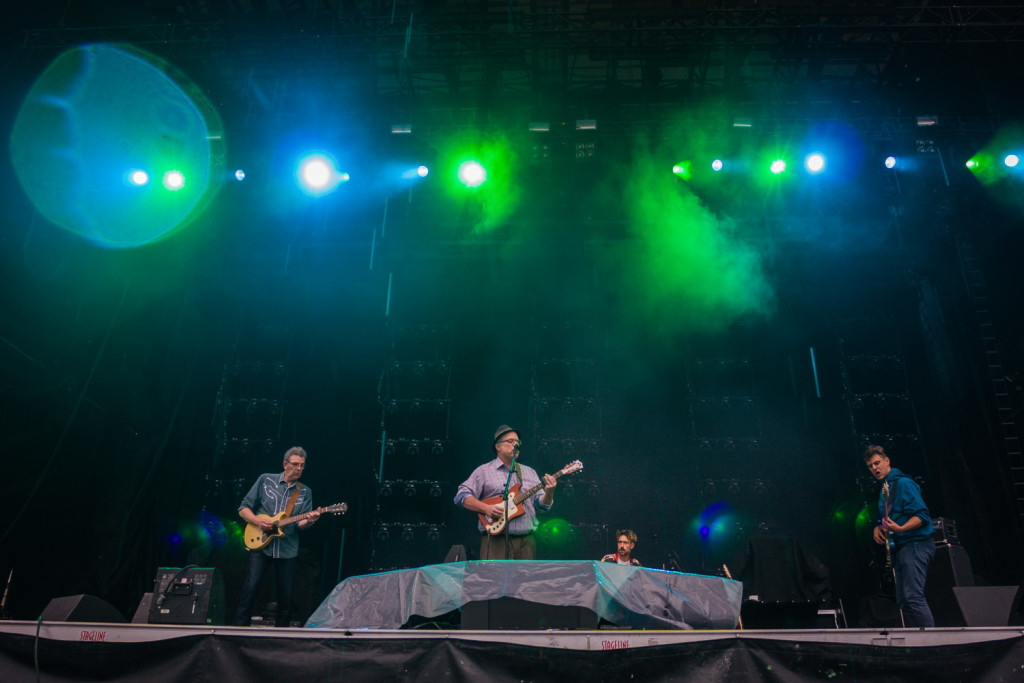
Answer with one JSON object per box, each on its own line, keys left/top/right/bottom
{"left": 865, "top": 444, "right": 935, "bottom": 627}
{"left": 455, "top": 425, "right": 556, "bottom": 560}
{"left": 233, "top": 447, "right": 320, "bottom": 626}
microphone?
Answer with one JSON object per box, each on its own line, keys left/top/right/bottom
{"left": 513, "top": 441, "right": 520, "bottom": 455}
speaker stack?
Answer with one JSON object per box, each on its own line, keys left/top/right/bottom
{"left": 924, "top": 519, "right": 1020, "bottom": 626}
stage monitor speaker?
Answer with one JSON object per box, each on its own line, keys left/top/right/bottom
{"left": 925, "top": 544, "right": 976, "bottom": 626}
{"left": 131, "top": 593, "right": 153, "bottom": 623}
{"left": 41, "top": 594, "right": 126, "bottom": 623}
{"left": 952, "top": 586, "right": 1020, "bottom": 627}
{"left": 147, "top": 567, "right": 225, "bottom": 625}
{"left": 444, "top": 545, "right": 468, "bottom": 563}
{"left": 461, "top": 597, "right": 598, "bottom": 630}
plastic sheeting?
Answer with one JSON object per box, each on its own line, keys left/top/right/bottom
{"left": 305, "top": 560, "right": 743, "bottom": 630}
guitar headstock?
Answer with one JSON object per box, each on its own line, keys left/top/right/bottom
{"left": 561, "top": 460, "right": 584, "bottom": 476}
{"left": 324, "top": 503, "right": 348, "bottom": 515}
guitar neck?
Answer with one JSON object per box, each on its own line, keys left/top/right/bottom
{"left": 276, "top": 508, "right": 317, "bottom": 529}
{"left": 512, "top": 469, "right": 565, "bottom": 504}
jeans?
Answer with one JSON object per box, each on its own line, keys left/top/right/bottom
{"left": 893, "top": 538, "right": 935, "bottom": 627}
{"left": 233, "top": 552, "right": 296, "bottom": 627}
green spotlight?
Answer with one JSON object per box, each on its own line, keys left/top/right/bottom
{"left": 966, "top": 159, "right": 978, "bottom": 169}
{"left": 770, "top": 159, "right": 786, "bottom": 175}
{"left": 672, "top": 162, "right": 691, "bottom": 180}
{"left": 162, "top": 170, "right": 185, "bottom": 191}
{"left": 457, "top": 160, "right": 487, "bottom": 187}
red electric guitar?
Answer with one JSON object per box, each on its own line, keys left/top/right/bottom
{"left": 477, "top": 460, "right": 583, "bottom": 535}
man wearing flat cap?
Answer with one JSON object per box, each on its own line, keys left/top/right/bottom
{"left": 454, "top": 425, "right": 557, "bottom": 560}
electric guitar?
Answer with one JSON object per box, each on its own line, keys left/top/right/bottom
{"left": 881, "top": 483, "right": 895, "bottom": 568}
{"left": 477, "top": 460, "right": 583, "bottom": 535}
{"left": 244, "top": 503, "right": 347, "bottom": 550}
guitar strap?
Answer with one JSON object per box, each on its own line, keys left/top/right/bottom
{"left": 284, "top": 483, "right": 302, "bottom": 517}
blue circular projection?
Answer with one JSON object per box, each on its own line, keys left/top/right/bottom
{"left": 10, "top": 44, "right": 223, "bottom": 247}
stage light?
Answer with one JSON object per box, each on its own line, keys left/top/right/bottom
{"left": 711, "top": 159, "right": 724, "bottom": 172}
{"left": 770, "top": 159, "right": 786, "bottom": 175}
{"left": 234, "top": 169, "right": 246, "bottom": 181}
{"left": 672, "top": 162, "right": 691, "bottom": 180}
{"left": 575, "top": 119, "right": 597, "bottom": 131}
{"left": 391, "top": 124, "right": 412, "bottom": 134}
{"left": 401, "top": 526, "right": 414, "bottom": 541}
{"left": 301, "top": 158, "right": 331, "bottom": 188}
{"left": 966, "top": 159, "right": 979, "bottom": 169}
{"left": 804, "top": 153, "right": 826, "bottom": 174}
{"left": 885, "top": 156, "right": 897, "bottom": 169}
{"left": 528, "top": 122, "right": 550, "bottom": 132}
{"left": 400, "top": 165, "right": 430, "bottom": 180}
{"left": 126, "top": 169, "right": 149, "bottom": 186}
{"left": 457, "top": 160, "right": 487, "bottom": 187}
{"left": 1005, "top": 154, "right": 1019, "bottom": 168}
{"left": 296, "top": 152, "right": 344, "bottom": 196}
{"left": 162, "top": 170, "right": 185, "bottom": 191}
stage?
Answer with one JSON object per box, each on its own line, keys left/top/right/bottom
{"left": 1, "top": 621, "right": 1023, "bottom": 682}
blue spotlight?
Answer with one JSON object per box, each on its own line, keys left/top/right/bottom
{"left": 126, "top": 169, "right": 149, "bottom": 186}
{"left": 400, "top": 165, "right": 430, "bottom": 180}
{"left": 884, "top": 156, "right": 897, "bottom": 169}
{"left": 234, "top": 169, "right": 246, "bottom": 181}
{"left": 711, "top": 159, "right": 724, "bottom": 172}
{"left": 1005, "top": 154, "right": 1020, "bottom": 168}
{"left": 296, "top": 152, "right": 344, "bottom": 196}
{"left": 804, "top": 153, "right": 826, "bottom": 174}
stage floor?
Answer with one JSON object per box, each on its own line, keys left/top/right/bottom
{"left": 1, "top": 620, "right": 1022, "bottom": 648}
{"left": 2, "top": 621, "right": 1023, "bottom": 682}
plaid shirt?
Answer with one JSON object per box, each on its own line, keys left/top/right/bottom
{"left": 455, "top": 456, "right": 552, "bottom": 535}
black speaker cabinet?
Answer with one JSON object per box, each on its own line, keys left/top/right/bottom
{"left": 131, "top": 593, "right": 153, "bottom": 623}
{"left": 925, "top": 544, "right": 975, "bottom": 626}
{"left": 461, "top": 597, "right": 598, "bottom": 630}
{"left": 148, "top": 567, "right": 225, "bottom": 625}
{"left": 41, "top": 594, "right": 126, "bottom": 623}
{"left": 952, "top": 586, "right": 1020, "bottom": 627}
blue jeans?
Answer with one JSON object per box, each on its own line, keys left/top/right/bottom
{"left": 233, "top": 552, "right": 296, "bottom": 627}
{"left": 894, "top": 538, "right": 935, "bottom": 627}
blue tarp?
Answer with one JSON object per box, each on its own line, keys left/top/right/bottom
{"left": 306, "top": 560, "right": 743, "bottom": 629}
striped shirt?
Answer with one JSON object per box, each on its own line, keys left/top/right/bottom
{"left": 455, "top": 456, "right": 552, "bottom": 535}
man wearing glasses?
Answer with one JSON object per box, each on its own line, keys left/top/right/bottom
{"left": 233, "top": 446, "right": 320, "bottom": 626}
{"left": 455, "top": 425, "right": 557, "bottom": 560}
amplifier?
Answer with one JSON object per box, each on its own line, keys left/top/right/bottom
{"left": 933, "top": 517, "right": 960, "bottom": 546}
{"left": 147, "top": 567, "right": 224, "bottom": 625}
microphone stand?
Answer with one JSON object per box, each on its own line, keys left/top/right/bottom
{"left": 502, "top": 449, "right": 517, "bottom": 560}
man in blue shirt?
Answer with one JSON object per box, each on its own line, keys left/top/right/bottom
{"left": 455, "top": 425, "right": 557, "bottom": 560}
{"left": 233, "top": 447, "right": 320, "bottom": 627}
{"left": 865, "top": 444, "right": 935, "bottom": 627}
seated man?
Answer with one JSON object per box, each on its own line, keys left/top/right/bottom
{"left": 601, "top": 529, "right": 641, "bottom": 566}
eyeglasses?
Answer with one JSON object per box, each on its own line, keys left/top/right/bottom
{"left": 498, "top": 438, "right": 521, "bottom": 446}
